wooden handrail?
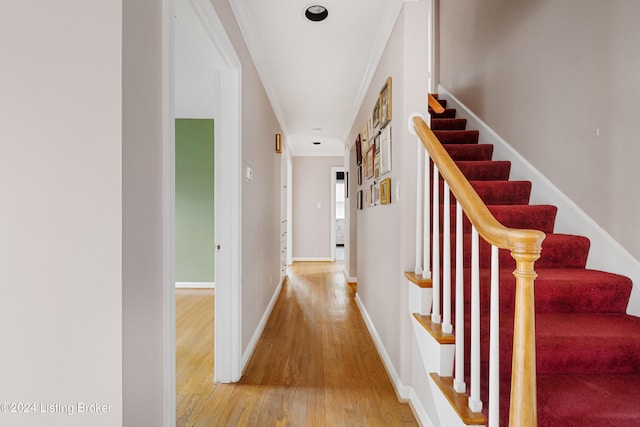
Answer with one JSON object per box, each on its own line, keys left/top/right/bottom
{"left": 428, "top": 94, "right": 445, "bottom": 114}
{"left": 412, "top": 115, "right": 544, "bottom": 427}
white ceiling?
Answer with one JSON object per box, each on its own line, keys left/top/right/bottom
{"left": 229, "top": 0, "right": 408, "bottom": 156}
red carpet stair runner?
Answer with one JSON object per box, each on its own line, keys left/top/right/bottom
{"left": 425, "top": 98, "right": 640, "bottom": 426}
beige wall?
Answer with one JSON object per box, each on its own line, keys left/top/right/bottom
{"left": 347, "top": 0, "right": 430, "bottom": 389}
{"left": 292, "top": 156, "right": 344, "bottom": 259}
{"left": 0, "top": 1, "right": 123, "bottom": 426}
{"left": 122, "top": 0, "right": 165, "bottom": 424}
{"left": 210, "top": 0, "right": 284, "bottom": 353}
{"left": 439, "top": 0, "right": 640, "bottom": 260}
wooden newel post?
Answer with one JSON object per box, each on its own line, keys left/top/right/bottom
{"left": 507, "top": 230, "right": 544, "bottom": 427}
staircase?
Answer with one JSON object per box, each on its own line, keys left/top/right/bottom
{"left": 411, "top": 97, "right": 640, "bottom": 426}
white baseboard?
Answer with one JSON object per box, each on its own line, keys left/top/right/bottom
{"left": 343, "top": 270, "right": 357, "bottom": 283}
{"left": 408, "top": 387, "right": 435, "bottom": 427}
{"left": 175, "top": 281, "right": 215, "bottom": 289}
{"left": 241, "top": 277, "right": 284, "bottom": 372}
{"left": 439, "top": 84, "right": 640, "bottom": 317}
{"left": 292, "top": 257, "right": 333, "bottom": 262}
{"left": 355, "top": 293, "right": 412, "bottom": 401}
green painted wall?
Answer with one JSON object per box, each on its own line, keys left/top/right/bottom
{"left": 175, "top": 119, "right": 215, "bottom": 283}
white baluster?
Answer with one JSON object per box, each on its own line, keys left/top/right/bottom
{"left": 423, "top": 153, "right": 431, "bottom": 279}
{"left": 431, "top": 164, "right": 441, "bottom": 323}
{"left": 442, "top": 182, "right": 452, "bottom": 334}
{"left": 454, "top": 201, "right": 466, "bottom": 393}
{"left": 489, "top": 245, "right": 500, "bottom": 426}
{"left": 415, "top": 141, "right": 423, "bottom": 275}
{"left": 469, "top": 226, "right": 483, "bottom": 412}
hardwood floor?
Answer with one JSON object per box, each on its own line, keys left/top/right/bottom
{"left": 176, "top": 262, "right": 418, "bottom": 426}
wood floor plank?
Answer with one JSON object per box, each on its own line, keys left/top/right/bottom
{"left": 176, "top": 262, "right": 418, "bottom": 426}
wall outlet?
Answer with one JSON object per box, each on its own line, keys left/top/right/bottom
{"left": 245, "top": 166, "right": 254, "bottom": 181}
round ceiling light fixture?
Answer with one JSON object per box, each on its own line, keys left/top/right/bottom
{"left": 305, "top": 5, "right": 328, "bottom": 22}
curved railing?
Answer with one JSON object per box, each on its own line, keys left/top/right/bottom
{"left": 409, "top": 109, "right": 545, "bottom": 426}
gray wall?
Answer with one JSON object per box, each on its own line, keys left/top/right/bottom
{"left": 292, "top": 156, "right": 344, "bottom": 259}
{"left": 439, "top": 0, "right": 640, "bottom": 260}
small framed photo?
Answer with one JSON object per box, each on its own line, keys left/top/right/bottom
{"left": 357, "top": 165, "right": 362, "bottom": 185}
{"left": 372, "top": 182, "right": 379, "bottom": 206}
{"left": 373, "top": 100, "right": 380, "bottom": 129}
{"left": 379, "top": 77, "right": 392, "bottom": 128}
{"left": 357, "top": 190, "right": 363, "bottom": 210}
{"left": 361, "top": 124, "right": 369, "bottom": 154}
{"left": 380, "top": 178, "right": 391, "bottom": 205}
{"left": 379, "top": 126, "right": 391, "bottom": 175}
{"left": 374, "top": 154, "right": 380, "bottom": 179}
{"left": 356, "top": 134, "right": 362, "bottom": 165}
{"left": 366, "top": 149, "right": 374, "bottom": 179}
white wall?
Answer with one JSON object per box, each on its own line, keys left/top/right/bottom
{"left": 0, "top": 1, "right": 123, "bottom": 426}
{"left": 439, "top": 0, "right": 640, "bottom": 261}
{"left": 292, "top": 156, "right": 344, "bottom": 260}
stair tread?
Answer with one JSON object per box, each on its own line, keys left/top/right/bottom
{"left": 431, "top": 118, "right": 468, "bottom": 130}
{"left": 444, "top": 144, "right": 494, "bottom": 160}
{"left": 430, "top": 374, "right": 486, "bottom": 425}
{"left": 434, "top": 129, "right": 479, "bottom": 144}
{"left": 429, "top": 108, "right": 457, "bottom": 118}
{"left": 537, "top": 373, "right": 640, "bottom": 426}
{"left": 413, "top": 313, "right": 455, "bottom": 344}
{"left": 455, "top": 160, "right": 511, "bottom": 181}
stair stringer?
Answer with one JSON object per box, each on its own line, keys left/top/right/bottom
{"left": 408, "top": 279, "right": 485, "bottom": 427}
{"left": 438, "top": 84, "right": 640, "bottom": 316}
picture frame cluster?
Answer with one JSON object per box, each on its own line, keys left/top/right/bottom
{"left": 356, "top": 77, "right": 392, "bottom": 210}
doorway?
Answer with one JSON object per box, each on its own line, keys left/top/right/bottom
{"left": 171, "top": 0, "right": 243, "bottom": 396}
{"left": 330, "top": 166, "right": 346, "bottom": 261}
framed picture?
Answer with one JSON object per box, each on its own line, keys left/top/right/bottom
{"left": 365, "top": 186, "right": 371, "bottom": 207}
{"left": 373, "top": 100, "right": 380, "bottom": 129}
{"left": 357, "top": 190, "right": 363, "bottom": 210}
{"left": 379, "top": 125, "right": 391, "bottom": 175}
{"left": 372, "top": 182, "right": 379, "bottom": 206}
{"left": 380, "top": 178, "right": 391, "bottom": 205}
{"left": 357, "top": 165, "right": 362, "bottom": 185}
{"left": 366, "top": 149, "right": 374, "bottom": 179}
{"left": 379, "top": 77, "right": 392, "bottom": 128}
{"left": 356, "top": 134, "right": 362, "bottom": 165}
{"left": 361, "top": 124, "right": 369, "bottom": 154}
{"left": 374, "top": 153, "right": 380, "bottom": 179}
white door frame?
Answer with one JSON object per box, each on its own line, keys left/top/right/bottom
{"left": 164, "top": 1, "right": 243, "bottom": 421}
{"left": 330, "top": 166, "right": 345, "bottom": 261}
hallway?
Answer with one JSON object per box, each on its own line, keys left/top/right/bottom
{"left": 176, "top": 262, "right": 418, "bottom": 426}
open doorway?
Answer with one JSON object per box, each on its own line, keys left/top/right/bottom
{"left": 330, "top": 166, "right": 346, "bottom": 261}
{"left": 171, "top": 2, "right": 243, "bottom": 418}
